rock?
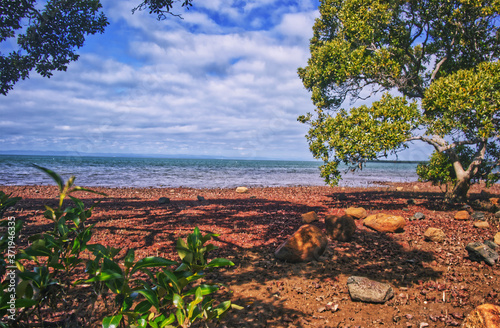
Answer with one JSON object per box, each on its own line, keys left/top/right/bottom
{"left": 345, "top": 207, "right": 367, "bottom": 219}
{"left": 455, "top": 211, "right": 470, "bottom": 220}
{"left": 424, "top": 228, "right": 446, "bottom": 243}
{"left": 363, "top": 213, "right": 406, "bottom": 233}
{"left": 409, "top": 212, "right": 425, "bottom": 221}
{"left": 346, "top": 276, "right": 394, "bottom": 303}
{"left": 197, "top": 195, "right": 205, "bottom": 201}
{"left": 396, "top": 187, "right": 404, "bottom": 191}
{"left": 158, "top": 197, "right": 170, "bottom": 205}
{"left": 474, "top": 221, "right": 490, "bottom": 229}
{"left": 472, "top": 212, "right": 486, "bottom": 221}
{"left": 490, "top": 198, "right": 499, "bottom": 206}
{"left": 465, "top": 241, "right": 499, "bottom": 266}
{"left": 462, "top": 303, "right": 500, "bottom": 328}
{"left": 413, "top": 185, "right": 420, "bottom": 191}
{"left": 407, "top": 199, "right": 415, "bottom": 205}
{"left": 495, "top": 232, "right": 500, "bottom": 246}
{"left": 301, "top": 211, "right": 318, "bottom": 223}
{"left": 235, "top": 186, "right": 248, "bottom": 193}
{"left": 274, "top": 225, "right": 328, "bottom": 263}
{"left": 495, "top": 211, "right": 500, "bottom": 219}
{"left": 325, "top": 215, "right": 356, "bottom": 242}
{"left": 462, "top": 204, "right": 473, "bottom": 214}
{"left": 485, "top": 240, "right": 498, "bottom": 250}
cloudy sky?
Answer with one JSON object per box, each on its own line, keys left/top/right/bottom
{"left": 1, "top": 0, "right": 329, "bottom": 160}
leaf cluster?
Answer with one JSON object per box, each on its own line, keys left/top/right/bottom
{"left": 0, "top": 166, "right": 238, "bottom": 327}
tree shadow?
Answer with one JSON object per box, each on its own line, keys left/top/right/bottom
{"left": 6, "top": 186, "right": 458, "bottom": 328}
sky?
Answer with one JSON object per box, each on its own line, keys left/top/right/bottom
{"left": 0, "top": 0, "right": 431, "bottom": 161}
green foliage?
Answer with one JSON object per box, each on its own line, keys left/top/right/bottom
{"left": 298, "top": 0, "right": 500, "bottom": 201}
{"left": 0, "top": 167, "right": 237, "bottom": 327}
{"left": 1, "top": 0, "right": 195, "bottom": 95}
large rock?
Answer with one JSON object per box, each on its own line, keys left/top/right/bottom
{"left": 465, "top": 241, "right": 499, "bottom": 266}
{"left": 301, "top": 211, "right": 318, "bottom": 224}
{"left": 495, "top": 232, "right": 500, "bottom": 246}
{"left": 363, "top": 213, "right": 406, "bottom": 233}
{"left": 455, "top": 211, "right": 470, "bottom": 220}
{"left": 274, "top": 225, "right": 328, "bottom": 263}
{"left": 424, "top": 227, "right": 445, "bottom": 243}
{"left": 325, "top": 215, "right": 356, "bottom": 242}
{"left": 345, "top": 207, "right": 367, "bottom": 220}
{"left": 346, "top": 276, "right": 394, "bottom": 303}
{"left": 462, "top": 303, "right": 500, "bottom": 328}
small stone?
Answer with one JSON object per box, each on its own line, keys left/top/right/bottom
{"left": 455, "top": 211, "right": 470, "bottom": 220}
{"left": 462, "top": 303, "right": 500, "bottom": 328}
{"left": 419, "top": 323, "right": 429, "bottom": 328}
{"left": 301, "top": 211, "right": 318, "bottom": 223}
{"left": 235, "top": 186, "right": 248, "bottom": 193}
{"left": 325, "top": 214, "right": 356, "bottom": 242}
{"left": 466, "top": 241, "right": 499, "bottom": 266}
{"left": 462, "top": 204, "right": 473, "bottom": 213}
{"left": 472, "top": 212, "right": 486, "bottom": 221}
{"left": 158, "top": 197, "right": 170, "bottom": 205}
{"left": 197, "top": 195, "right": 205, "bottom": 201}
{"left": 413, "top": 185, "right": 420, "bottom": 191}
{"left": 424, "top": 227, "right": 445, "bottom": 243}
{"left": 363, "top": 213, "right": 406, "bottom": 233}
{"left": 490, "top": 198, "right": 499, "bottom": 206}
{"left": 407, "top": 199, "right": 415, "bottom": 205}
{"left": 411, "top": 212, "right": 426, "bottom": 220}
{"left": 495, "top": 211, "right": 500, "bottom": 219}
{"left": 474, "top": 221, "right": 490, "bottom": 229}
{"left": 345, "top": 207, "right": 368, "bottom": 219}
{"left": 396, "top": 187, "right": 404, "bottom": 191}
{"left": 346, "top": 276, "right": 394, "bottom": 303}
{"left": 495, "top": 232, "right": 500, "bottom": 246}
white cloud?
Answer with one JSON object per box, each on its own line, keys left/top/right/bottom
{"left": 0, "top": 0, "right": 322, "bottom": 160}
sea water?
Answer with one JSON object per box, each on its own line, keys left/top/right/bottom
{"left": 0, "top": 155, "right": 420, "bottom": 188}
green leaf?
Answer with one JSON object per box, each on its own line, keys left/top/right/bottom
{"left": 207, "top": 258, "right": 234, "bottom": 268}
{"left": 134, "top": 300, "right": 152, "bottom": 314}
{"left": 14, "top": 298, "right": 38, "bottom": 309}
{"left": 172, "top": 293, "right": 184, "bottom": 308}
{"left": 137, "top": 289, "right": 160, "bottom": 310}
{"left": 102, "top": 314, "right": 123, "bottom": 328}
{"left": 32, "top": 164, "right": 64, "bottom": 191}
{"left": 124, "top": 249, "right": 135, "bottom": 269}
{"left": 131, "top": 257, "right": 177, "bottom": 275}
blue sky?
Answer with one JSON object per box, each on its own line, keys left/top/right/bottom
{"left": 0, "top": 0, "right": 431, "bottom": 161}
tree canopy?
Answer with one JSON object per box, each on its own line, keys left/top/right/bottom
{"left": 298, "top": 0, "right": 500, "bottom": 201}
{"left": 0, "top": 0, "right": 193, "bottom": 95}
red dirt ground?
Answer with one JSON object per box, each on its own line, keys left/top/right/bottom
{"left": 2, "top": 182, "right": 500, "bottom": 327}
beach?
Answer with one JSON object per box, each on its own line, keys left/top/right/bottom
{"left": 2, "top": 182, "right": 500, "bottom": 327}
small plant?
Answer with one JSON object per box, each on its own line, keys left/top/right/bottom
{"left": 0, "top": 166, "right": 238, "bottom": 327}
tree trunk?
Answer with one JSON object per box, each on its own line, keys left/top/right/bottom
{"left": 447, "top": 175, "right": 471, "bottom": 203}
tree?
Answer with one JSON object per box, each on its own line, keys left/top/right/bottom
{"left": 298, "top": 0, "right": 500, "bottom": 202}
{"left": 0, "top": 0, "right": 193, "bottom": 95}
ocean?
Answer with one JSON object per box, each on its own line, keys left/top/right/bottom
{"left": 0, "top": 155, "right": 420, "bottom": 188}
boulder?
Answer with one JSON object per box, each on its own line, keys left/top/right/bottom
{"left": 235, "top": 186, "right": 249, "bottom": 193}
{"left": 325, "top": 215, "right": 356, "bottom": 242}
{"left": 363, "top": 213, "right": 406, "bottom": 233}
{"left": 346, "top": 276, "right": 394, "bottom": 303}
{"left": 474, "top": 221, "right": 490, "bottom": 229}
{"left": 465, "top": 241, "right": 499, "bottom": 266}
{"left": 301, "top": 211, "right": 318, "bottom": 224}
{"left": 494, "top": 232, "right": 500, "bottom": 246}
{"left": 274, "top": 225, "right": 328, "bottom": 263}
{"left": 455, "top": 211, "right": 470, "bottom": 220}
{"left": 345, "top": 207, "right": 367, "bottom": 220}
{"left": 158, "top": 197, "right": 170, "bottom": 205}
{"left": 424, "top": 228, "right": 445, "bottom": 243}
{"left": 462, "top": 303, "right": 500, "bottom": 328}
